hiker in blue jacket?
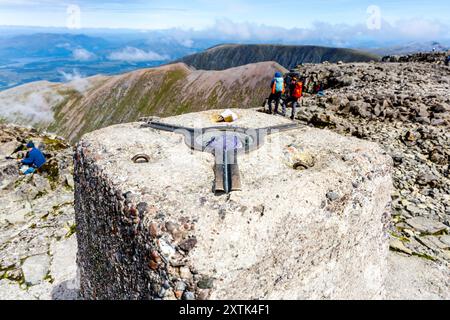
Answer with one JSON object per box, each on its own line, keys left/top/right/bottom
{"left": 17, "top": 141, "right": 46, "bottom": 175}
{"left": 268, "top": 72, "right": 285, "bottom": 115}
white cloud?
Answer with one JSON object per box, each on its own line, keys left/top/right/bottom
{"left": 163, "top": 18, "right": 450, "bottom": 48}
{"left": 0, "top": 88, "right": 61, "bottom": 124}
{"left": 179, "top": 39, "right": 194, "bottom": 48}
{"left": 72, "top": 48, "right": 96, "bottom": 61}
{"left": 0, "top": 69, "right": 91, "bottom": 125}
{"left": 107, "top": 47, "right": 170, "bottom": 62}
{"left": 59, "top": 69, "right": 90, "bottom": 92}
{"left": 395, "top": 18, "right": 446, "bottom": 40}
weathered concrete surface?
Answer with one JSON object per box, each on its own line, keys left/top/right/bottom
{"left": 74, "top": 109, "right": 393, "bottom": 300}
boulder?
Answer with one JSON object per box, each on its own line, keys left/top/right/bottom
{"left": 74, "top": 109, "right": 393, "bottom": 300}
{"left": 32, "top": 174, "right": 51, "bottom": 194}
{"left": 0, "top": 162, "right": 18, "bottom": 183}
{"left": 348, "top": 101, "right": 372, "bottom": 118}
{"left": 431, "top": 104, "right": 448, "bottom": 113}
{"left": 406, "top": 217, "right": 448, "bottom": 235}
{"left": 309, "top": 112, "right": 336, "bottom": 128}
{"left": 21, "top": 254, "right": 51, "bottom": 286}
{"left": 416, "top": 173, "right": 439, "bottom": 187}
{"left": 389, "top": 239, "right": 412, "bottom": 255}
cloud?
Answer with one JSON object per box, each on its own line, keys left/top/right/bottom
{"left": 0, "top": 69, "right": 91, "bottom": 125}
{"left": 162, "top": 18, "right": 450, "bottom": 48}
{"left": 72, "top": 48, "right": 96, "bottom": 61}
{"left": 107, "top": 47, "right": 170, "bottom": 61}
{"left": 59, "top": 69, "right": 90, "bottom": 92}
{"left": 0, "top": 88, "right": 61, "bottom": 124}
{"left": 395, "top": 18, "right": 447, "bottom": 40}
{"left": 179, "top": 39, "right": 194, "bottom": 48}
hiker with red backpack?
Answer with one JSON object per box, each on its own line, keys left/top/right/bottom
{"left": 268, "top": 72, "right": 285, "bottom": 115}
{"left": 284, "top": 75, "right": 303, "bottom": 120}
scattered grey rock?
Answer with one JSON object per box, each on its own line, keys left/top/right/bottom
{"left": 179, "top": 267, "right": 192, "bottom": 280}
{"left": 179, "top": 237, "right": 198, "bottom": 253}
{"left": 65, "top": 174, "right": 74, "bottom": 189}
{"left": 417, "top": 236, "right": 449, "bottom": 251}
{"left": 174, "top": 281, "right": 187, "bottom": 292}
{"left": 32, "top": 174, "right": 51, "bottom": 195}
{"left": 326, "top": 191, "right": 340, "bottom": 202}
{"left": 390, "top": 238, "right": 412, "bottom": 255}
{"left": 342, "top": 154, "right": 353, "bottom": 162}
{"left": 406, "top": 217, "right": 448, "bottom": 235}
{"left": 438, "top": 235, "right": 450, "bottom": 248}
{"left": 182, "top": 291, "right": 195, "bottom": 300}
{"left": 21, "top": 254, "right": 51, "bottom": 286}
{"left": 197, "top": 277, "right": 214, "bottom": 289}
{"left": 406, "top": 204, "right": 422, "bottom": 216}
{"left": 416, "top": 173, "right": 439, "bottom": 187}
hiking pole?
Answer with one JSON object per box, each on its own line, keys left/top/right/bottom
{"left": 5, "top": 144, "right": 26, "bottom": 160}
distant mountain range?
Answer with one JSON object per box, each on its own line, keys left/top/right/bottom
{"left": 0, "top": 61, "right": 286, "bottom": 142}
{"left": 1, "top": 28, "right": 448, "bottom": 91}
{"left": 0, "top": 34, "right": 383, "bottom": 91}
{"left": 177, "top": 44, "right": 381, "bottom": 70}
{"left": 367, "top": 41, "right": 450, "bottom": 56}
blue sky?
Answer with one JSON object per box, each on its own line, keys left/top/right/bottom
{"left": 1, "top": 0, "right": 450, "bottom": 46}
{"left": 0, "top": 0, "right": 449, "bottom": 30}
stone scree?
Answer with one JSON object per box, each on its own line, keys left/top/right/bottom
{"left": 74, "top": 109, "right": 393, "bottom": 300}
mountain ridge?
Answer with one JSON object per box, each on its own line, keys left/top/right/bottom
{"left": 176, "top": 44, "right": 380, "bottom": 70}
{"left": 0, "top": 61, "right": 287, "bottom": 142}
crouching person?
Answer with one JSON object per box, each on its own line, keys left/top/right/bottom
{"left": 17, "top": 142, "right": 46, "bottom": 175}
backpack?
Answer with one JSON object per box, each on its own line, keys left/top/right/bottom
{"left": 273, "top": 77, "right": 284, "bottom": 93}
{"left": 292, "top": 81, "right": 303, "bottom": 98}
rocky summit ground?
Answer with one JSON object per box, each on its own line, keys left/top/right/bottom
{"left": 0, "top": 124, "right": 78, "bottom": 299}
{"left": 274, "top": 53, "right": 450, "bottom": 270}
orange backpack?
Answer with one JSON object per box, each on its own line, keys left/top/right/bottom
{"left": 292, "top": 81, "right": 303, "bottom": 98}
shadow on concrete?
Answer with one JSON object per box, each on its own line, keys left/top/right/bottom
{"left": 51, "top": 280, "right": 80, "bottom": 300}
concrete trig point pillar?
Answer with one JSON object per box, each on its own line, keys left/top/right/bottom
{"left": 74, "top": 109, "right": 393, "bottom": 300}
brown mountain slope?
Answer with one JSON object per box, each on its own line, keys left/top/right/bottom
{"left": 0, "top": 62, "right": 287, "bottom": 142}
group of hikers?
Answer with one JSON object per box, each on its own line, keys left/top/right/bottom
{"left": 266, "top": 52, "right": 450, "bottom": 117}
{"left": 266, "top": 71, "right": 306, "bottom": 120}
{"left": 10, "top": 141, "right": 46, "bottom": 175}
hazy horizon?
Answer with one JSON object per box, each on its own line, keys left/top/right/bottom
{"left": 1, "top": 1, "right": 450, "bottom": 47}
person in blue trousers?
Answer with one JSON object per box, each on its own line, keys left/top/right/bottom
{"left": 17, "top": 141, "right": 46, "bottom": 175}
